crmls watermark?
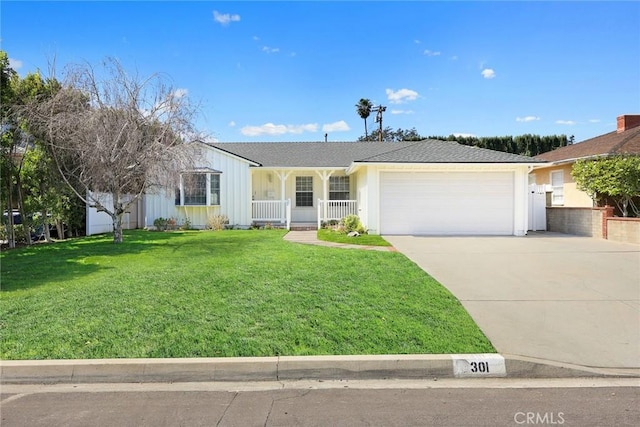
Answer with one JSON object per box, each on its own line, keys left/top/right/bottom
{"left": 514, "top": 412, "right": 565, "bottom": 425}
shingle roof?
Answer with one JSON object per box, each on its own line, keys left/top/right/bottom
{"left": 534, "top": 127, "right": 640, "bottom": 162}
{"left": 210, "top": 140, "right": 541, "bottom": 168}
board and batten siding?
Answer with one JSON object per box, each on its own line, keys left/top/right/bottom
{"left": 143, "top": 145, "right": 253, "bottom": 229}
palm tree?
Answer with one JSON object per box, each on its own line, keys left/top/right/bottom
{"left": 355, "top": 98, "right": 373, "bottom": 139}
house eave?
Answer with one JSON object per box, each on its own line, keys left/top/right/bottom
{"left": 251, "top": 166, "right": 349, "bottom": 171}
{"left": 532, "top": 153, "right": 616, "bottom": 168}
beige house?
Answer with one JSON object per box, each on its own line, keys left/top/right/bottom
{"left": 531, "top": 114, "right": 640, "bottom": 207}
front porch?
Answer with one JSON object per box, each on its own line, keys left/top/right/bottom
{"left": 249, "top": 168, "right": 359, "bottom": 231}
{"left": 251, "top": 199, "right": 358, "bottom": 230}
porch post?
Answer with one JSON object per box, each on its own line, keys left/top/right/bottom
{"left": 316, "top": 170, "right": 334, "bottom": 224}
{"left": 276, "top": 170, "right": 292, "bottom": 224}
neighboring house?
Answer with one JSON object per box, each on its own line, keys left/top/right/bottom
{"left": 531, "top": 114, "right": 640, "bottom": 207}
{"left": 136, "top": 139, "right": 541, "bottom": 236}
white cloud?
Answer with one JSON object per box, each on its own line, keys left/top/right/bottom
{"left": 213, "top": 10, "right": 240, "bottom": 26}
{"left": 423, "top": 49, "right": 441, "bottom": 56}
{"left": 322, "top": 120, "right": 350, "bottom": 132}
{"left": 556, "top": 120, "right": 576, "bottom": 125}
{"left": 228, "top": 121, "right": 236, "bottom": 127}
{"left": 240, "top": 123, "right": 318, "bottom": 137}
{"left": 8, "top": 58, "right": 22, "bottom": 69}
{"left": 391, "top": 109, "right": 415, "bottom": 115}
{"left": 262, "top": 46, "right": 280, "bottom": 54}
{"left": 386, "top": 88, "right": 419, "bottom": 104}
{"left": 516, "top": 116, "right": 540, "bottom": 122}
{"left": 252, "top": 36, "right": 260, "bottom": 41}
{"left": 453, "top": 133, "right": 476, "bottom": 138}
{"left": 450, "top": 55, "right": 458, "bottom": 61}
{"left": 481, "top": 68, "right": 496, "bottom": 79}
{"left": 414, "top": 39, "right": 421, "bottom": 44}
{"left": 589, "top": 119, "right": 601, "bottom": 123}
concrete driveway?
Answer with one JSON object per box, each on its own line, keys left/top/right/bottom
{"left": 385, "top": 233, "right": 640, "bottom": 369}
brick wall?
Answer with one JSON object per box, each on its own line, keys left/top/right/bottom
{"left": 546, "top": 207, "right": 593, "bottom": 236}
{"left": 547, "top": 206, "right": 639, "bottom": 244}
{"left": 606, "top": 218, "right": 640, "bottom": 245}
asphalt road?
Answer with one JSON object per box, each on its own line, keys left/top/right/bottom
{"left": 2, "top": 378, "right": 638, "bottom": 426}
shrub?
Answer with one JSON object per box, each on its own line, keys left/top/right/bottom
{"left": 180, "top": 217, "right": 192, "bottom": 230}
{"left": 153, "top": 217, "right": 169, "bottom": 231}
{"left": 206, "top": 214, "right": 229, "bottom": 231}
{"left": 342, "top": 214, "right": 365, "bottom": 234}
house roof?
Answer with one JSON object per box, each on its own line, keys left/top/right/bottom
{"left": 534, "top": 126, "right": 640, "bottom": 163}
{"left": 210, "top": 140, "right": 541, "bottom": 168}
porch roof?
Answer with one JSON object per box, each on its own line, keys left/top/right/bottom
{"left": 210, "top": 140, "right": 542, "bottom": 168}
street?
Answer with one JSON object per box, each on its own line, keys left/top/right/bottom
{"left": 2, "top": 378, "right": 638, "bottom": 426}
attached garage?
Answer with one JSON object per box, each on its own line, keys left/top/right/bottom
{"left": 379, "top": 171, "right": 515, "bottom": 235}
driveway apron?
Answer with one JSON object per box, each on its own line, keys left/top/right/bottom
{"left": 385, "top": 234, "right": 640, "bottom": 369}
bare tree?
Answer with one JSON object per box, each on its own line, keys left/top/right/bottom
{"left": 24, "top": 58, "right": 199, "bottom": 243}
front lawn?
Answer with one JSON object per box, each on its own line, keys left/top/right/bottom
{"left": 317, "top": 229, "right": 391, "bottom": 246}
{"left": 0, "top": 230, "right": 494, "bottom": 359}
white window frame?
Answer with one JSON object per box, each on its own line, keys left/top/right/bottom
{"left": 329, "top": 176, "right": 350, "bottom": 200}
{"left": 210, "top": 174, "right": 221, "bottom": 206}
{"left": 296, "top": 176, "right": 314, "bottom": 207}
{"left": 550, "top": 170, "right": 564, "bottom": 206}
{"left": 176, "top": 173, "right": 221, "bottom": 206}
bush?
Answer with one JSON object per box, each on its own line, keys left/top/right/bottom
{"left": 206, "top": 214, "right": 229, "bottom": 231}
{"left": 180, "top": 217, "right": 192, "bottom": 230}
{"left": 153, "top": 217, "right": 169, "bottom": 231}
{"left": 341, "top": 214, "right": 365, "bottom": 234}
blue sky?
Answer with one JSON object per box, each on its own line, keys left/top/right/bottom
{"left": 3, "top": 1, "right": 639, "bottom": 143}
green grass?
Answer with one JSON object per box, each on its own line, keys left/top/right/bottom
{"left": 317, "top": 229, "right": 392, "bottom": 246}
{"left": 0, "top": 230, "right": 494, "bottom": 360}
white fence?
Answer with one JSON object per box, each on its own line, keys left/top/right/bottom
{"left": 252, "top": 199, "right": 291, "bottom": 229}
{"left": 317, "top": 200, "right": 358, "bottom": 228}
{"left": 528, "top": 184, "right": 548, "bottom": 231}
{"left": 86, "top": 192, "right": 140, "bottom": 236}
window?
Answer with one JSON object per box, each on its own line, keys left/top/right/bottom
{"left": 329, "top": 176, "right": 350, "bottom": 200}
{"left": 175, "top": 172, "right": 221, "bottom": 206}
{"left": 296, "top": 176, "right": 313, "bottom": 207}
{"left": 183, "top": 174, "right": 207, "bottom": 205}
{"left": 210, "top": 174, "right": 220, "bottom": 205}
{"left": 550, "top": 170, "right": 564, "bottom": 206}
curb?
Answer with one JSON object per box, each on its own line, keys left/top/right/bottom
{"left": 2, "top": 354, "right": 638, "bottom": 384}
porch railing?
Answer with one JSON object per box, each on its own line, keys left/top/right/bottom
{"left": 317, "top": 199, "right": 358, "bottom": 229}
{"left": 252, "top": 199, "right": 291, "bottom": 229}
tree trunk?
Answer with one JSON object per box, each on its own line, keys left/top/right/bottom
{"left": 16, "top": 176, "right": 32, "bottom": 245}
{"left": 364, "top": 119, "right": 368, "bottom": 139}
{"left": 6, "top": 176, "right": 15, "bottom": 249}
{"left": 42, "top": 208, "right": 52, "bottom": 242}
{"left": 112, "top": 213, "right": 124, "bottom": 243}
{"left": 55, "top": 219, "right": 65, "bottom": 240}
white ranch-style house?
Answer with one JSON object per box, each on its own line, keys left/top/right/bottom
{"left": 88, "top": 140, "right": 544, "bottom": 236}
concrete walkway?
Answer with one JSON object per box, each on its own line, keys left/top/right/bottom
{"left": 385, "top": 233, "right": 640, "bottom": 369}
{"left": 284, "top": 230, "right": 396, "bottom": 252}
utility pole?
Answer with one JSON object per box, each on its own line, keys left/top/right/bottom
{"left": 371, "top": 105, "right": 386, "bottom": 141}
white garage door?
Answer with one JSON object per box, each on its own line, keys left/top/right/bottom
{"left": 380, "top": 172, "right": 514, "bottom": 235}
